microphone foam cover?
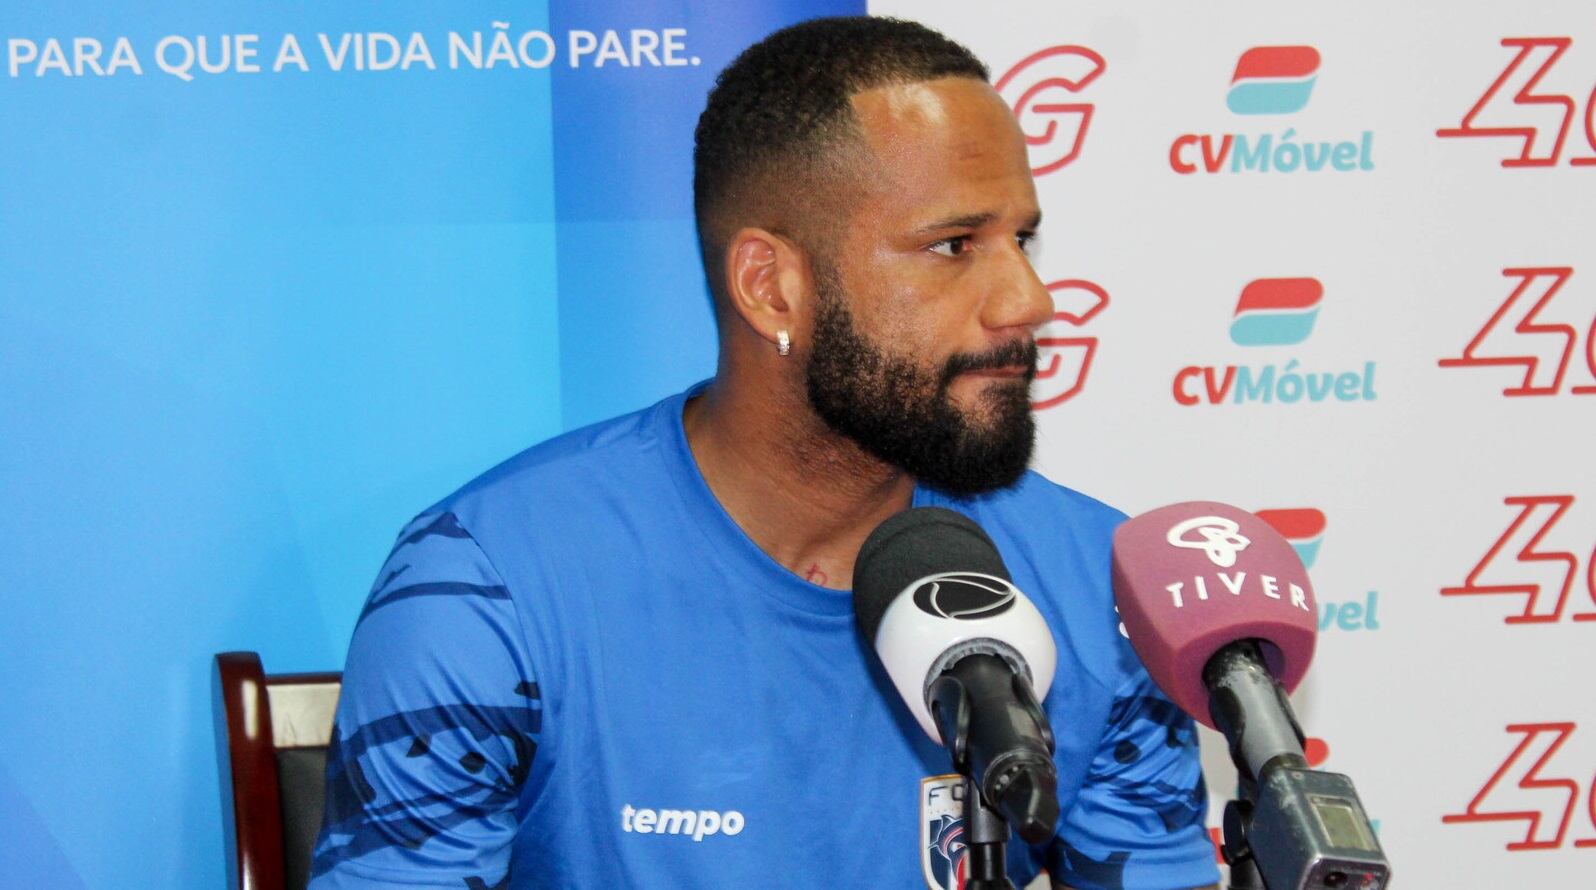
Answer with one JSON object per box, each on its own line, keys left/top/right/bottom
{"left": 1112, "top": 501, "right": 1317, "bottom": 729}
{"left": 853, "top": 507, "right": 1010, "bottom": 644}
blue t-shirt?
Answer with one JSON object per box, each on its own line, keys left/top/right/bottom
{"left": 308, "top": 386, "right": 1218, "bottom": 890}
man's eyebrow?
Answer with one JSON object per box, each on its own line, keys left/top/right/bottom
{"left": 913, "top": 210, "right": 1043, "bottom": 234}
{"left": 914, "top": 211, "right": 998, "bottom": 234}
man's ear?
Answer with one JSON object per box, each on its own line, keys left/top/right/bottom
{"left": 723, "top": 226, "right": 811, "bottom": 353}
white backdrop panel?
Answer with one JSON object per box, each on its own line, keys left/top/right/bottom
{"left": 871, "top": 2, "right": 1596, "bottom": 886}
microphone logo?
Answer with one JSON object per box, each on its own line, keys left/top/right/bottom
{"left": 910, "top": 572, "right": 1018, "bottom": 621}
{"left": 1166, "top": 516, "right": 1252, "bottom": 568}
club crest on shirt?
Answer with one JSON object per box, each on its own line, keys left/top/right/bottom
{"left": 920, "top": 774, "right": 968, "bottom": 890}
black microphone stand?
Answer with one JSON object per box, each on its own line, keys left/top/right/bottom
{"left": 961, "top": 773, "right": 1015, "bottom": 890}
{"left": 1226, "top": 846, "right": 1268, "bottom": 890}
{"left": 1219, "top": 775, "right": 1266, "bottom": 890}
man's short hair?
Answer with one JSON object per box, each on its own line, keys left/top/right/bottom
{"left": 692, "top": 17, "right": 989, "bottom": 302}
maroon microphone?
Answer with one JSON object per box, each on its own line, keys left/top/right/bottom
{"left": 1112, "top": 502, "right": 1390, "bottom": 890}
{"left": 1111, "top": 501, "right": 1317, "bottom": 730}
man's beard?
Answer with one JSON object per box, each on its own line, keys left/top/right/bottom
{"left": 804, "top": 274, "right": 1038, "bottom": 497}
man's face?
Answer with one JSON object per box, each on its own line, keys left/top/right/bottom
{"left": 803, "top": 77, "right": 1053, "bottom": 495}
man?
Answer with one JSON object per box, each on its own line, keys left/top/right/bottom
{"left": 310, "top": 17, "right": 1219, "bottom": 890}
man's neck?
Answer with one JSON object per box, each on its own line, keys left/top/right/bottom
{"left": 682, "top": 377, "right": 915, "bottom": 590}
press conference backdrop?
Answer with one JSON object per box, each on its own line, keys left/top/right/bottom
{"left": 1, "top": 2, "right": 1590, "bottom": 887}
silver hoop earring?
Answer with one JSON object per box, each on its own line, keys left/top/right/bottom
{"left": 777, "top": 330, "right": 791, "bottom": 356}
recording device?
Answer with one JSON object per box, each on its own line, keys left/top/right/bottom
{"left": 1112, "top": 501, "right": 1390, "bottom": 890}
{"left": 852, "top": 507, "right": 1059, "bottom": 845}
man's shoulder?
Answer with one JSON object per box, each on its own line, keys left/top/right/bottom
{"left": 967, "top": 468, "right": 1127, "bottom": 545}
{"left": 1012, "top": 468, "right": 1126, "bottom": 524}
{"left": 392, "top": 394, "right": 688, "bottom": 567}
{"left": 435, "top": 396, "right": 676, "bottom": 516}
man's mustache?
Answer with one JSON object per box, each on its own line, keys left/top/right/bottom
{"left": 941, "top": 339, "right": 1039, "bottom": 384}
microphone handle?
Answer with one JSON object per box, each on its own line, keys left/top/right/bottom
{"left": 1202, "top": 640, "right": 1308, "bottom": 782}
{"left": 929, "top": 653, "right": 1060, "bottom": 845}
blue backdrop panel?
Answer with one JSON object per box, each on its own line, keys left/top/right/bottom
{"left": 0, "top": 2, "right": 864, "bottom": 887}
{"left": 0, "top": 4, "right": 562, "bottom": 887}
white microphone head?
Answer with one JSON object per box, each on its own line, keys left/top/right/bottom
{"left": 853, "top": 509, "right": 1057, "bottom": 741}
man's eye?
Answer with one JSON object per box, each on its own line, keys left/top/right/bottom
{"left": 929, "top": 236, "right": 971, "bottom": 257}
{"left": 1017, "top": 232, "right": 1040, "bottom": 258}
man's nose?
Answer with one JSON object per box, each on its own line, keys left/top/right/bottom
{"left": 981, "top": 247, "right": 1055, "bottom": 333}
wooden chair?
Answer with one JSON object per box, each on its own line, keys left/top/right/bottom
{"left": 214, "top": 651, "right": 341, "bottom": 890}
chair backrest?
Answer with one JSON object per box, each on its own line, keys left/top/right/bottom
{"left": 214, "top": 651, "right": 341, "bottom": 890}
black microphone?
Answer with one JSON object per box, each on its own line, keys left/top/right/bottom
{"left": 853, "top": 507, "right": 1059, "bottom": 844}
